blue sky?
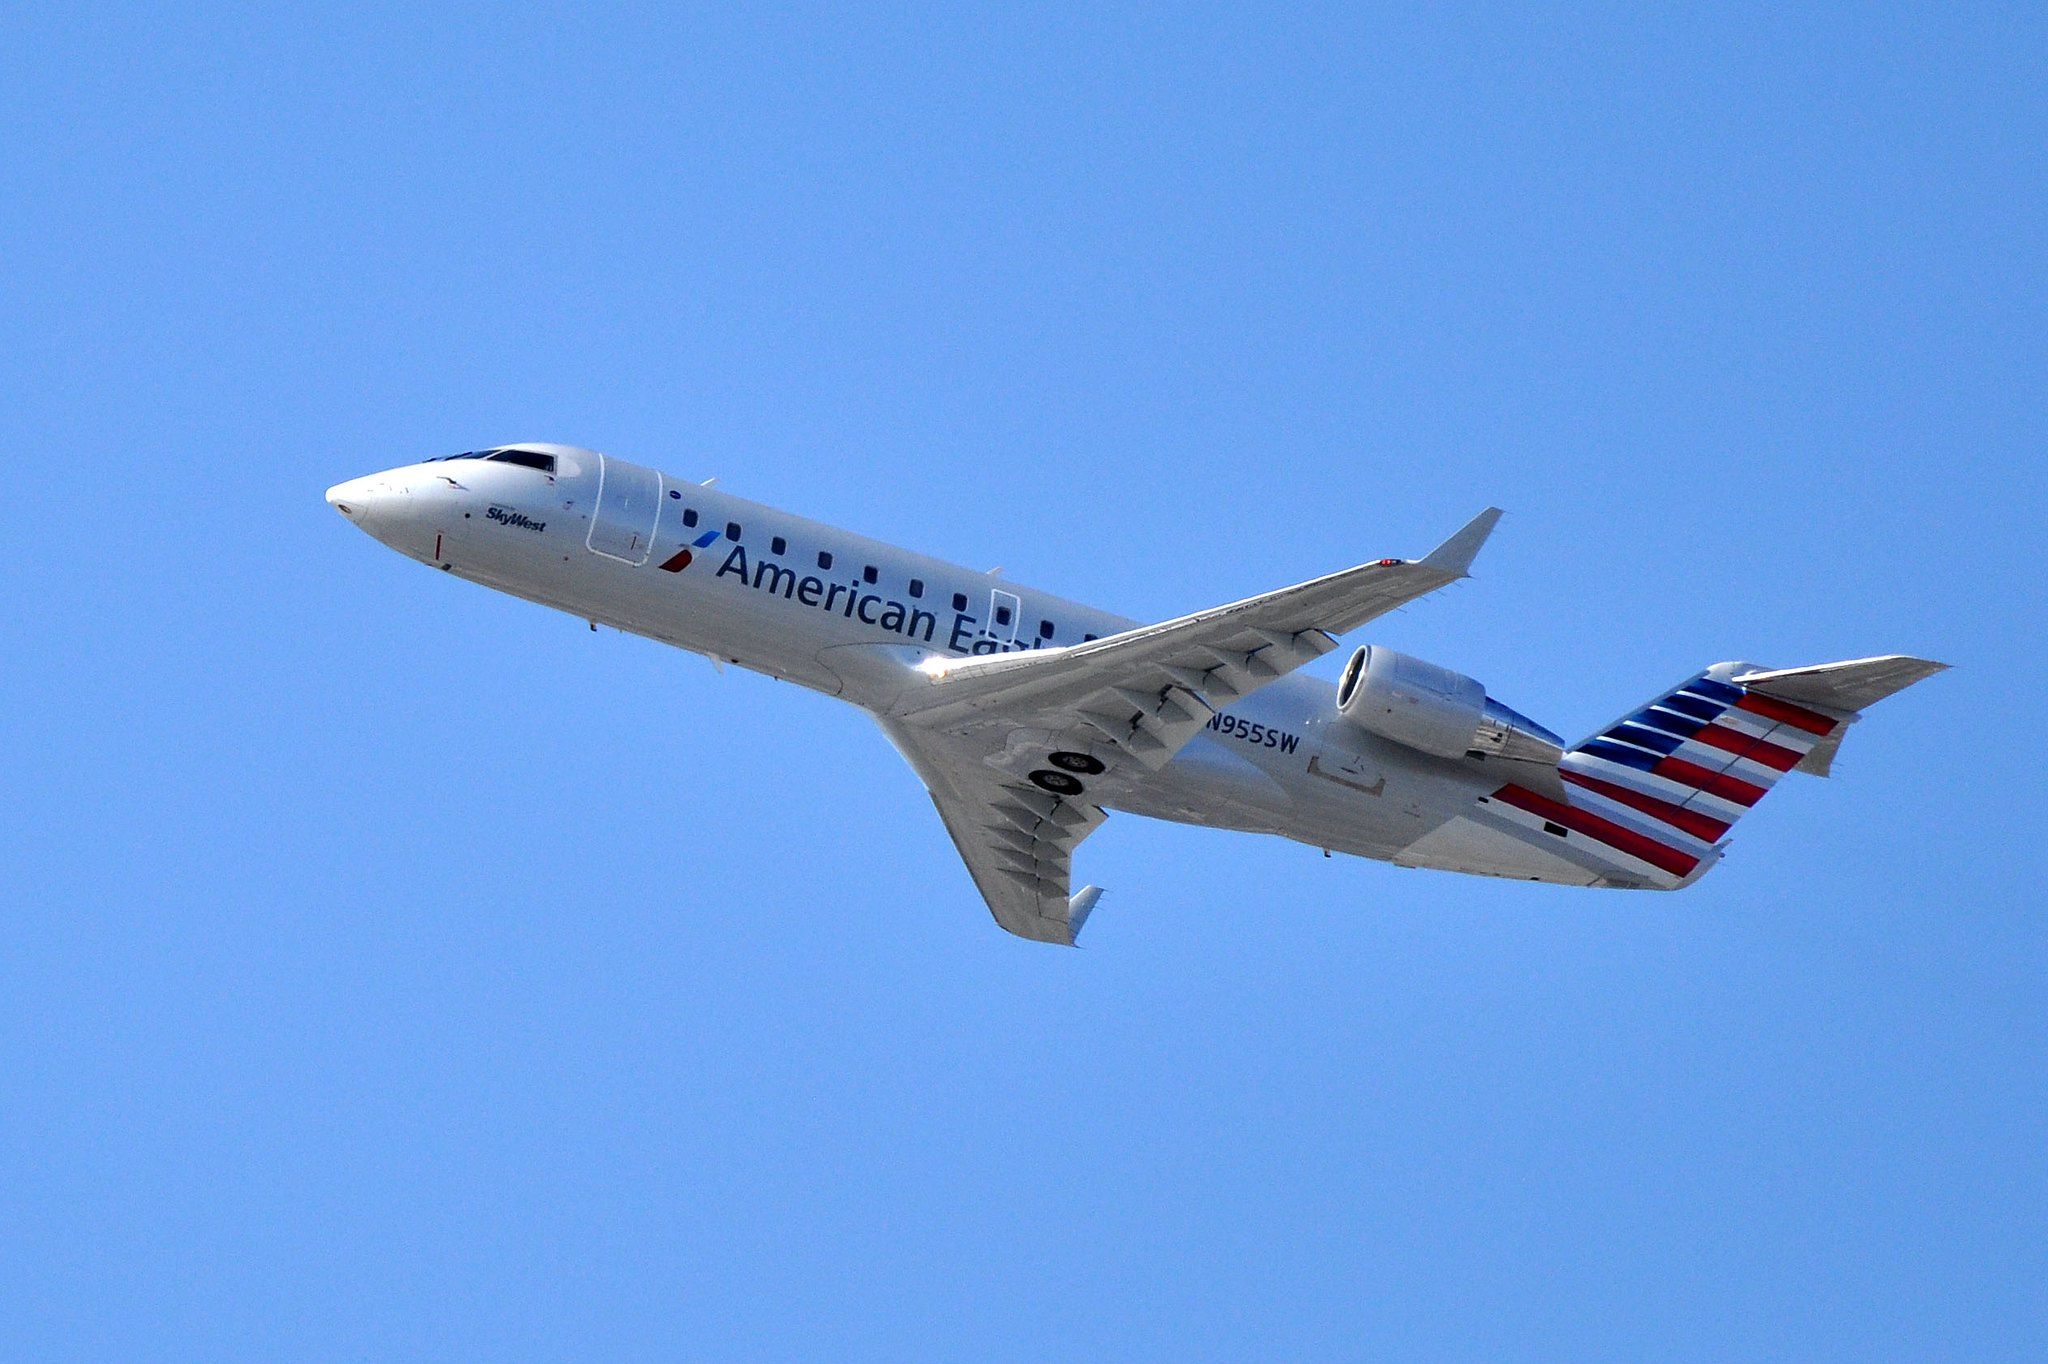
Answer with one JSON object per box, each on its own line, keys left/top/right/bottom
{"left": 3, "top": 5, "right": 2042, "bottom": 1358}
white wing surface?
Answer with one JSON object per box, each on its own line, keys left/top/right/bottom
{"left": 879, "top": 717, "right": 1109, "bottom": 944}
{"left": 886, "top": 509, "right": 1502, "bottom": 943}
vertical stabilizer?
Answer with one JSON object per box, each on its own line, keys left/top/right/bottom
{"left": 1505, "top": 656, "right": 1945, "bottom": 888}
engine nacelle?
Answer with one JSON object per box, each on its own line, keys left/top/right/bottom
{"left": 1335, "top": 646, "right": 1565, "bottom": 766}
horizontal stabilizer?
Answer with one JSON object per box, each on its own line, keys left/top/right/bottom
{"left": 1733, "top": 655, "right": 1949, "bottom": 715}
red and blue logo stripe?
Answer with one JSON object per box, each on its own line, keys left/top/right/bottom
{"left": 657, "top": 529, "right": 723, "bottom": 573}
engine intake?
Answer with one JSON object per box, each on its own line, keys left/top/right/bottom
{"left": 1335, "top": 646, "right": 1564, "bottom": 766}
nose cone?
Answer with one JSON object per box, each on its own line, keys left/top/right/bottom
{"left": 325, "top": 474, "right": 394, "bottom": 529}
{"left": 326, "top": 466, "right": 453, "bottom": 564}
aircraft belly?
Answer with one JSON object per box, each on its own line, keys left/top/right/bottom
{"left": 1393, "top": 814, "right": 1604, "bottom": 886}
{"left": 1103, "top": 737, "right": 1295, "bottom": 834}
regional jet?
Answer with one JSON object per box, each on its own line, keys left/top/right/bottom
{"left": 328, "top": 445, "right": 1944, "bottom": 943}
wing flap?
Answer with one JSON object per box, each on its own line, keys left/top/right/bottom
{"left": 902, "top": 508, "right": 1502, "bottom": 777}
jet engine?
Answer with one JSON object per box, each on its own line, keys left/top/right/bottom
{"left": 1334, "top": 645, "right": 1565, "bottom": 766}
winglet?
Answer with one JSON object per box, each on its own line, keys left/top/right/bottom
{"left": 1067, "top": 886, "right": 1104, "bottom": 941}
{"left": 1418, "top": 507, "right": 1503, "bottom": 577}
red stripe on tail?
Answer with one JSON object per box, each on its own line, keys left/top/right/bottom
{"left": 1652, "top": 756, "right": 1767, "bottom": 807}
{"left": 1494, "top": 785, "right": 1701, "bottom": 878}
{"left": 1735, "top": 691, "right": 1837, "bottom": 735}
{"left": 1687, "top": 722, "right": 1804, "bottom": 772}
{"left": 1560, "top": 771, "right": 1731, "bottom": 841}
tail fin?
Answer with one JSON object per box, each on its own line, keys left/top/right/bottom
{"left": 1495, "top": 656, "right": 1945, "bottom": 889}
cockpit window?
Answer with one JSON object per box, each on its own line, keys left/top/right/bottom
{"left": 486, "top": 449, "right": 555, "bottom": 473}
{"left": 429, "top": 448, "right": 555, "bottom": 474}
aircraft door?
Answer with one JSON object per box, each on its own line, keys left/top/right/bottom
{"left": 987, "top": 588, "right": 1022, "bottom": 647}
{"left": 587, "top": 454, "right": 663, "bottom": 565}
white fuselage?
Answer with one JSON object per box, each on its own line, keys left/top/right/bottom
{"left": 327, "top": 446, "right": 1558, "bottom": 878}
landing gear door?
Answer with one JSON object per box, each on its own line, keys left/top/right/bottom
{"left": 586, "top": 454, "right": 663, "bottom": 565}
{"left": 987, "top": 589, "right": 1022, "bottom": 647}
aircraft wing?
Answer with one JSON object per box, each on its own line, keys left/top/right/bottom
{"left": 898, "top": 508, "right": 1500, "bottom": 767}
{"left": 877, "top": 716, "right": 1108, "bottom": 945}
{"left": 884, "top": 508, "right": 1501, "bottom": 942}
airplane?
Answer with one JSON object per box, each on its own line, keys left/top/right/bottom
{"left": 327, "top": 443, "right": 1945, "bottom": 944}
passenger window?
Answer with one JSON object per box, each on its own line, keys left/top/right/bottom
{"left": 818, "top": 550, "right": 833, "bottom": 570}
{"left": 1083, "top": 633, "right": 1099, "bottom": 642}
{"left": 1038, "top": 620, "right": 1055, "bottom": 639}
{"left": 863, "top": 565, "right": 878, "bottom": 584}
{"left": 681, "top": 509, "right": 698, "bottom": 528}
{"left": 725, "top": 523, "right": 741, "bottom": 541}
{"left": 771, "top": 536, "right": 787, "bottom": 555}
{"left": 908, "top": 579, "right": 924, "bottom": 598}
{"left": 994, "top": 605, "right": 1012, "bottom": 626}
{"left": 952, "top": 593, "right": 967, "bottom": 611}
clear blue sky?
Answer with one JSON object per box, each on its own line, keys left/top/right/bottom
{"left": 3, "top": 5, "right": 2042, "bottom": 1359}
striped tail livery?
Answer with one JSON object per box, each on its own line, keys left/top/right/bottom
{"left": 1476, "top": 656, "right": 1947, "bottom": 890}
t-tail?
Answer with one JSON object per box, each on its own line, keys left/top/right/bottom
{"left": 1469, "top": 655, "right": 1946, "bottom": 889}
